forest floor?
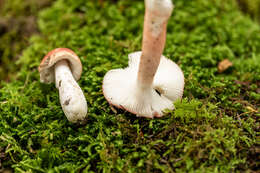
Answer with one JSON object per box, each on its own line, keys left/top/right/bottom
{"left": 0, "top": 0, "right": 259, "bottom": 172}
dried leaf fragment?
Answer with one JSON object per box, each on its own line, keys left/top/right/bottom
{"left": 246, "top": 106, "right": 258, "bottom": 112}
{"left": 218, "top": 59, "right": 233, "bottom": 73}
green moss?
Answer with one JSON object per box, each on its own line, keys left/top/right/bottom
{"left": 238, "top": 0, "right": 260, "bottom": 23}
{"left": 0, "top": 0, "right": 51, "bottom": 80}
{"left": 0, "top": 0, "right": 259, "bottom": 172}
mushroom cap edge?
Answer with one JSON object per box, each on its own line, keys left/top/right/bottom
{"left": 38, "top": 48, "right": 83, "bottom": 84}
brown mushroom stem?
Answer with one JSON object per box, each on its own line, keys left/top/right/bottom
{"left": 137, "top": 0, "right": 173, "bottom": 89}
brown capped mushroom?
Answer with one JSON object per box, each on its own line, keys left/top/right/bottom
{"left": 38, "top": 48, "right": 87, "bottom": 123}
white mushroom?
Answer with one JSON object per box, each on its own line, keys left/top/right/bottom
{"left": 102, "top": 0, "right": 184, "bottom": 118}
{"left": 38, "top": 48, "right": 87, "bottom": 123}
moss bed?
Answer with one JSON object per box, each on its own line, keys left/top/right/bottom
{"left": 0, "top": 0, "right": 259, "bottom": 172}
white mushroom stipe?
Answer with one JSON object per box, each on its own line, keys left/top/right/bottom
{"left": 55, "top": 60, "right": 87, "bottom": 123}
{"left": 102, "top": 0, "right": 184, "bottom": 118}
{"left": 145, "top": 0, "right": 174, "bottom": 37}
{"left": 145, "top": 0, "right": 173, "bottom": 13}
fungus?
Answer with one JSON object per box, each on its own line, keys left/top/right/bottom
{"left": 102, "top": 0, "right": 184, "bottom": 118}
{"left": 38, "top": 48, "right": 87, "bottom": 123}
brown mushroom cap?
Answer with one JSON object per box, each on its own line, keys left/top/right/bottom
{"left": 38, "top": 48, "right": 82, "bottom": 83}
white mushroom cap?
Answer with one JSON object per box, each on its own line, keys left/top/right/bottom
{"left": 102, "top": 51, "right": 184, "bottom": 118}
{"left": 38, "top": 48, "right": 82, "bottom": 84}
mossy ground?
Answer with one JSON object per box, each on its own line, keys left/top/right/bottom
{"left": 238, "top": 0, "right": 260, "bottom": 23}
{"left": 0, "top": 0, "right": 51, "bottom": 80}
{"left": 0, "top": 0, "right": 259, "bottom": 172}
